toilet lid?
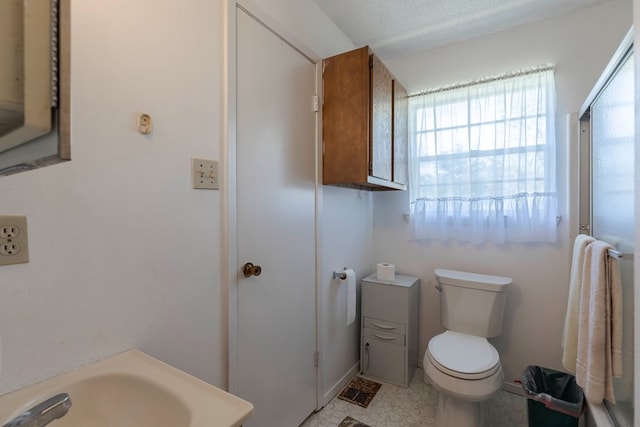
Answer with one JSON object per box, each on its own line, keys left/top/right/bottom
{"left": 428, "top": 331, "right": 500, "bottom": 379}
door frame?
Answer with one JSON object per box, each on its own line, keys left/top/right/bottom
{"left": 222, "top": 0, "right": 326, "bottom": 410}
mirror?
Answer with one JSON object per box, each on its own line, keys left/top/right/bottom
{"left": 0, "top": 0, "right": 70, "bottom": 176}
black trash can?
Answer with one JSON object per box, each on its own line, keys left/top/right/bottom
{"left": 520, "top": 365, "right": 584, "bottom": 427}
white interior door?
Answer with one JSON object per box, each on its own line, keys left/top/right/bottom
{"left": 236, "top": 7, "right": 317, "bottom": 426}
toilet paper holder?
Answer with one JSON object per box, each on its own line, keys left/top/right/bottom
{"left": 332, "top": 267, "right": 349, "bottom": 280}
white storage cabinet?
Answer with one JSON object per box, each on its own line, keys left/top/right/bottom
{"left": 360, "top": 273, "right": 419, "bottom": 387}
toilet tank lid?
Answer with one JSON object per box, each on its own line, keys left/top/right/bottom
{"left": 435, "top": 269, "right": 511, "bottom": 292}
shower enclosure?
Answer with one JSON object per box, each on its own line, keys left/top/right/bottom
{"left": 579, "top": 29, "right": 634, "bottom": 427}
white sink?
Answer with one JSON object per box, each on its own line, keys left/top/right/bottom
{"left": 0, "top": 350, "right": 253, "bottom": 427}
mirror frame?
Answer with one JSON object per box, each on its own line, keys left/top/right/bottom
{"left": 0, "top": 0, "right": 70, "bottom": 176}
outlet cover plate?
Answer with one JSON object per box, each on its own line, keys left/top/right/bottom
{"left": 0, "top": 215, "right": 29, "bottom": 266}
{"left": 192, "top": 158, "right": 219, "bottom": 190}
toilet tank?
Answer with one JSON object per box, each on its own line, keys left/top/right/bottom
{"left": 436, "top": 269, "right": 511, "bottom": 338}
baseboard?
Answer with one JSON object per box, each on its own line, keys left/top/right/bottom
{"left": 322, "top": 361, "right": 360, "bottom": 407}
{"left": 502, "top": 381, "right": 525, "bottom": 396}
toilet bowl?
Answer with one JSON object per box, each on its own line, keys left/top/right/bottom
{"left": 426, "top": 331, "right": 503, "bottom": 397}
{"left": 424, "top": 269, "right": 511, "bottom": 427}
{"left": 424, "top": 331, "right": 504, "bottom": 426}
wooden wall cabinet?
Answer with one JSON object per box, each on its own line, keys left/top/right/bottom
{"left": 322, "top": 46, "right": 408, "bottom": 190}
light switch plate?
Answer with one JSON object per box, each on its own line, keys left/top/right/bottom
{"left": 0, "top": 215, "right": 29, "bottom": 266}
{"left": 192, "top": 158, "right": 219, "bottom": 190}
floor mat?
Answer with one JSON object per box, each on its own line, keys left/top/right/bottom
{"left": 337, "top": 376, "right": 382, "bottom": 408}
{"left": 338, "top": 416, "right": 372, "bottom": 427}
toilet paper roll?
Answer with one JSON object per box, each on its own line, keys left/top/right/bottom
{"left": 376, "top": 263, "right": 395, "bottom": 281}
{"left": 343, "top": 269, "right": 356, "bottom": 326}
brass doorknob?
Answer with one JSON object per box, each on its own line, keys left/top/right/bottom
{"left": 242, "top": 262, "right": 262, "bottom": 277}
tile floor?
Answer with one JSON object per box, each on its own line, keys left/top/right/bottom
{"left": 301, "top": 368, "right": 528, "bottom": 427}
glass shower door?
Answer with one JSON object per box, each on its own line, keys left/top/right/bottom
{"left": 590, "top": 47, "right": 634, "bottom": 427}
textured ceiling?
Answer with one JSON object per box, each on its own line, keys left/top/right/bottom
{"left": 313, "top": 0, "right": 611, "bottom": 59}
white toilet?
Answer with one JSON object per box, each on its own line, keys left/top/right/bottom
{"left": 424, "top": 269, "right": 511, "bottom": 427}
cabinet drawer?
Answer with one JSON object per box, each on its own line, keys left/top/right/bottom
{"left": 361, "top": 282, "right": 410, "bottom": 324}
{"left": 363, "top": 317, "right": 406, "bottom": 335}
{"left": 363, "top": 327, "right": 405, "bottom": 346}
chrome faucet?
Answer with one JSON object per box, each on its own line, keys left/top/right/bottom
{"left": 3, "top": 393, "right": 72, "bottom": 427}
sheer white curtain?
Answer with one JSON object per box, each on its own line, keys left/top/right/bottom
{"left": 409, "top": 68, "right": 557, "bottom": 244}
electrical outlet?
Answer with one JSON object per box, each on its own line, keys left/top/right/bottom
{"left": 192, "top": 158, "right": 219, "bottom": 190}
{"left": 0, "top": 216, "right": 29, "bottom": 266}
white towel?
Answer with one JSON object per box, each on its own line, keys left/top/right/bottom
{"left": 562, "top": 234, "right": 595, "bottom": 372}
{"left": 575, "top": 240, "right": 623, "bottom": 404}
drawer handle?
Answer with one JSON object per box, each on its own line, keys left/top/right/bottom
{"left": 364, "top": 342, "right": 370, "bottom": 372}
{"left": 372, "top": 321, "right": 397, "bottom": 330}
{"left": 373, "top": 333, "right": 397, "bottom": 341}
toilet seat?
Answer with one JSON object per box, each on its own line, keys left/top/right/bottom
{"left": 428, "top": 331, "right": 500, "bottom": 380}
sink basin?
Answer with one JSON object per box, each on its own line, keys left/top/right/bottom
{"left": 46, "top": 374, "right": 191, "bottom": 426}
{"left": 0, "top": 350, "right": 253, "bottom": 427}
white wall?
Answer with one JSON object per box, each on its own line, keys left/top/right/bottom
{"left": 248, "top": 0, "right": 353, "bottom": 59}
{"left": 0, "top": 0, "right": 364, "bottom": 399}
{"left": 0, "top": 0, "right": 226, "bottom": 394}
{"left": 319, "top": 187, "right": 372, "bottom": 404}
{"left": 374, "top": 0, "right": 633, "bottom": 387}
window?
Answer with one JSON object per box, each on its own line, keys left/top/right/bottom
{"left": 409, "top": 68, "right": 557, "bottom": 244}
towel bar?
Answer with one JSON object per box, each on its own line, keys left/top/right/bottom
{"left": 607, "top": 249, "right": 633, "bottom": 260}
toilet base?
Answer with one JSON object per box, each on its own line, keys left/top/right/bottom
{"left": 435, "top": 393, "right": 490, "bottom": 427}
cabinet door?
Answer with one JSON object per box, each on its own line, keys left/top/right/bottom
{"left": 322, "top": 46, "right": 370, "bottom": 186}
{"left": 370, "top": 54, "right": 393, "bottom": 181}
{"left": 362, "top": 337, "right": 405, "bottom": 385}
{"left": 393, "top": 80, "right": 408, "bottom": 185}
